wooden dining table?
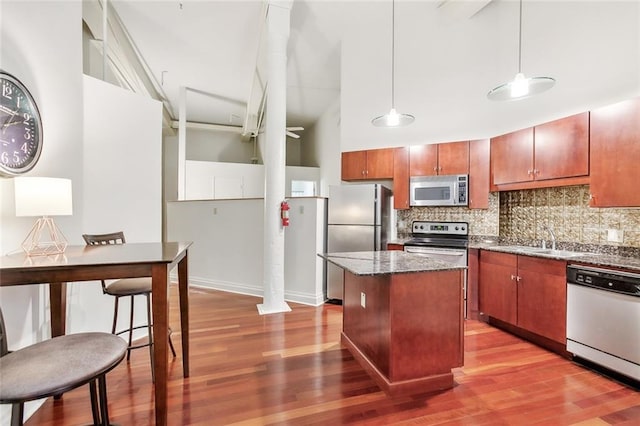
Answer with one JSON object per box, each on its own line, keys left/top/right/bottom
{"left": 0, "top": 241, "right": 192, "bottom": 426}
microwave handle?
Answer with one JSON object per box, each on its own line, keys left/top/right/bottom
{"left": 452, "top": 182, "right": 460, "bottom": 205}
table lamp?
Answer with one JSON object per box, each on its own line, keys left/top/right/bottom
{"left": 14, "top": 177, "right": 73, "bottom": 256}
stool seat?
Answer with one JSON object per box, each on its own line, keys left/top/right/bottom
{"left": 0, "top": 332, "right": 127, "bottom": 403}
{"left": 105, "top": 277, "right": 152, "bottom": 297}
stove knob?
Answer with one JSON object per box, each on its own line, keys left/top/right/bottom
{"left": 461, "top": 226, "right": 466, "bottom": 231}
{"left": 455, "top": 226, "right": 459, "bottom": 230}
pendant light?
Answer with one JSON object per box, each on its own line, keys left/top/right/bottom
{"left": 487, "top": 0, "right": 555, "bottom": 101}
{"left": 372, "top": 0, "right": 414, "bottom": 127}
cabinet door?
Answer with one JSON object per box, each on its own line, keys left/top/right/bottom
{"left": 409, "top": 144, "right": 438, "bottom": 176}
{"left": 534, "top": 112, "right": 589, "bottom": 180}
{"left": 516, "top": 256, "right": 567, "bottom": 344}
{"left": 366, "top": 148, "right": 394, "bottom": 179}
{"left": 341, "top": 151, "right": 367, "bottom": 181}
{"left": 490, "top": 128, "right": 534, "bottom": 185}
{"left": 590, "top": 97, "right": 640, "bottom": 207}
{"left": 479, "top": 251, "right": 517, "bottom": 324}
{"left": 393, "top": 147, "right": 410, "bottom": 209}
{"left": 437, "top": 141, "right": 469, "bottom": 175}
{"left": 469, "top": 139, "right": 489, "bottom": 209}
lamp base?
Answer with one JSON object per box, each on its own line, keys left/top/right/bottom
{"left": 21, "top": 216, "right": 68, "bottom": 256}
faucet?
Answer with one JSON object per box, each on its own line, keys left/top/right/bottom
{"left": 542, "top": 225, "right": 556, "bottom": 250}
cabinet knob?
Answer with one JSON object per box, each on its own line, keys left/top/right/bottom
{"left": 527, "top": 169, "right": 533, "bottom": 175}
{"left": 516, "top": 276, "right": 522, "bottom": 282}
{"left": 511, "top": 274, "right": 516, "bottom": 281}
{"left": 534, "top": 169, "right": 540, "bottom": 175}
{"left": 433, "top": 166, "right": 438, "bottom": 172}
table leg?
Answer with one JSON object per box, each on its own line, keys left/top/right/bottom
{"left": 151, "top": 264, "right": 169, "bottom": 426}
{"left": 49, "top": 282, "right": 67, "bottom": 337}
{"left": 178, "top": 255, "right": 190, "bottom": 378}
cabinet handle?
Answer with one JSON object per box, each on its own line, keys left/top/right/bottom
{"left": 527, "top": 169, "right": 533, "bottom": 175}
{"left": 534, "top": 169, "right": 540, "bottom": 175}
{"left": 433, "top": 166, "right": 438, "bottom": 172}
{"left": 516, "top": 276, "right": 522, "bottom": 282}
{"left": 511, "top": 274, "right": 516, "bottom": 281}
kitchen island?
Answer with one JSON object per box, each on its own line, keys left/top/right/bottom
{"left": 321, "top": 251, "right": 466, "bottom": 396}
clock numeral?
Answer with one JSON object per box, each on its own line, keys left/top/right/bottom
{"left": 24, "top": 128, "right": 32, "bottom": 140}
{"left": 20, "top": 142, "right": 29, "bottom": 154}
{"left": 1, "top": 152, "right": 9, "bottom": 164}
{"left": 16, "top": 95, "right": 22, "bottom": 109}
{"left": 13, "top": 151, "right": 21, "bottom": 163}
{"left": 1, "top": 82, "right": 12, "bottom": 99}
{"left": 23, "top": 112, "right": 31, "bottom": 124}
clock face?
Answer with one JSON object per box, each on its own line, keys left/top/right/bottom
{"left": 0, "top": 71, "right": 43, "bottom": 177}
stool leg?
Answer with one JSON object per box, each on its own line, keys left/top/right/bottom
{"left": 127, "top": 295, "right": 135, "bottom": 361}
{"left": 111, "top": 296, "right": 119, "bottom": 335}
{"left": 169, "top": 329, "right": 177, "bottom": 358}
{"left": 97, "top": 375, "right": 111, "bottom": 426}
{"left": 146, "top": 292, "right": 155, "bottom": 383}
{"left": 11, "top": 403, "right": 23, "bottom": 426}
{"left": 89, "top": 380, "right": 100, "bottom": 425}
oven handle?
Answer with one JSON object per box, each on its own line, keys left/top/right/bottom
{"left": 404, "top": 248, "right": 466, "bottom": 256}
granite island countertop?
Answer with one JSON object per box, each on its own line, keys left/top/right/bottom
{"left": 320, "top": 251, "right": 466, "bottom": 276}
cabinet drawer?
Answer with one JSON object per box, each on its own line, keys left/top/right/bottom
{"left": 517, "top": 255, "right": 566, "bottom": 276}
{"left": 480, "top": 250, "right": 517, "bottom": 268}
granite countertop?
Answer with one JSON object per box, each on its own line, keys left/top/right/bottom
{"left": 470, "top": 243, "right": 640, "bottom": 272}
{"left": 320, "top": 251, "right": 466, "bottom": 276}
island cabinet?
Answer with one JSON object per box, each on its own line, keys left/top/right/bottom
{"left": 342, "top": 269, "right": 464, "bottom": 396}
{"left": 589, "top": 97, "right": 640, "bottom": 207}
{"left": 479, "top": 251, "right": 567, "bottom": 348}
{"left": 490, "top": 113, "right": 589, "bottom": 189}
{"left": 409, "top": 141, "right": 469, "bottom": 176}
{"left": 341, "top": 148, "right": 394, "bottom": 181}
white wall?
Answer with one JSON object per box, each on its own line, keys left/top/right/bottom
{"left": 340, "top": 1, "right": 640, "bottom": 152}
{"left": 305, "top": 97, "right": 342, "bottom": 197}
{"left": 83, "top": 75, "right": 162, "bottom": 241}
{"left": 166, "top": 197, "right": 326, "bottom": 306}
{"left": 0, "top": 2, "right": 164, "bottom": 424}
{"left": 184, "top": 160, "right": 321, "bottom": 200}
{"left": 0, "top": 1, "right": 84, "bottom": 423}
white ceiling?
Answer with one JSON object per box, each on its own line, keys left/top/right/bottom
{"left": 111, "top": 0, "right": 640, "bottom": 147}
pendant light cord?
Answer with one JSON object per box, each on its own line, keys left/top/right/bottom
{"left": 391, "top": 0, "right": 396, "bottom": 109}
{"left": 517, "top": 0, "right": 523, "bottom": 73}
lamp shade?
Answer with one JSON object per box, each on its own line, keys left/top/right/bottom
{"left": 15, "top": 177, "right": 73, "bottom": 217}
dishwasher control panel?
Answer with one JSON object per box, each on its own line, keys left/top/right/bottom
{"left": 567, "top": 265, "right": 640, "bottom": 297}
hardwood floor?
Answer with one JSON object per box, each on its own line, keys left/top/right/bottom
{"left": 24, "top": 286, "right": 639, "bottom": 425}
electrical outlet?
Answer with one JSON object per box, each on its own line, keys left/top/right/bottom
{"left": 607, "top": 229, "right": 624, "bottom": 243}
{"left": 360, "top": 292, "right": 366, "bottom": 308}
{"left": 213, "top": 207, "right": 217, "bottom": 215}
{"left": 299, "top": 205, "right": 304, "bottom": 214}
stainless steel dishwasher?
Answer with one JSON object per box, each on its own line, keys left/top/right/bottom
{"left": 566, "top": 264, "right": 640, "bottom": 381}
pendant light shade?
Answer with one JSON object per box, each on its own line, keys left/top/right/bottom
{"left": 372, "top": 0, "right": 414, "bottom": 127}
{"left": 488, "top": 0, "right": 555, "bottom": 101}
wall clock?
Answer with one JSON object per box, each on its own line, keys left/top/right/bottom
{"left": 0, "top": 71, "right": 43, "bottom": 177}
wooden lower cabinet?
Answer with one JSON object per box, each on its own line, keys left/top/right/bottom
{"left": 387, "top": 243, "right": 404, "bottom": 251}
{"left": 479, "top": 251, "right": 567, "bottom": 346}
{"left": 342, "top": 269, "right": 463, "bottom": 395}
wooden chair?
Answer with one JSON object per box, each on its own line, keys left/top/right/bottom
{"left": 82, "top": 232, "right": 176, "bottom": 381}
{"left": 0, "top": 306, "right": 127, "bottom": 426}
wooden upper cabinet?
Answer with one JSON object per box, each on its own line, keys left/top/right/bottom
{"left": 366, "top": 148, "right": 394, "bottom": 179}
{"left": 409, "top": 144, "right": 438, "bottom": 176}
{"left": 437, "top": 141, "right": 469, "bottom": 175}
{"left": 341, "top": 151, "right": 368, "bottom": 180}
{"left": 409, "top": 141, "right": 469, "bottom": 176}
{"left": 534, "top": 112, "right": 589, "bottom": 181}
{"left": 491, "top": 127, "right": 534, "bottom": 185}
{"left": 469, "top": 139, "right": 490, "bottom": 209}
{"left": 590, "top": 97, "right": 640, "bottom": 207}
{"left": 393, "top": 147, "right": 410, "bottom": 210}
{"left": 341, "top": 148, "right": 394, "bottom": 181}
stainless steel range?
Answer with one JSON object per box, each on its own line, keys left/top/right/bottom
{"left": 404, "top": 221, "right": 469, "bottom": 317}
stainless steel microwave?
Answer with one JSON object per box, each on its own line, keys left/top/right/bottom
{"left": 409, "top": 174, "right": 468, "bottom": 207}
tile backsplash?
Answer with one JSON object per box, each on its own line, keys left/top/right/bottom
{"left": 396, "top": 193, "right": 500, "bottom": 237}
{"left": 396, "top": 185, "right": 640, "bottom": 249}
{"left": 500, "top": 185, "right": 640, "bottom": 248}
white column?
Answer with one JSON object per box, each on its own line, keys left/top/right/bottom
{"left": 257, "top": 1, "right": 292, "bottom": 315}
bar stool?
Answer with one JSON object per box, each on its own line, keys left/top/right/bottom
{"left": 82, "top": 232, "right": 176, "bottom": 381}
{"left": 0, "top": 306, "right": 127, "bottom": 426}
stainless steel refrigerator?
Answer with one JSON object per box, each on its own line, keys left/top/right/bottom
{"left": 326, "top": 184, "right": 392, "bottom": 302}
